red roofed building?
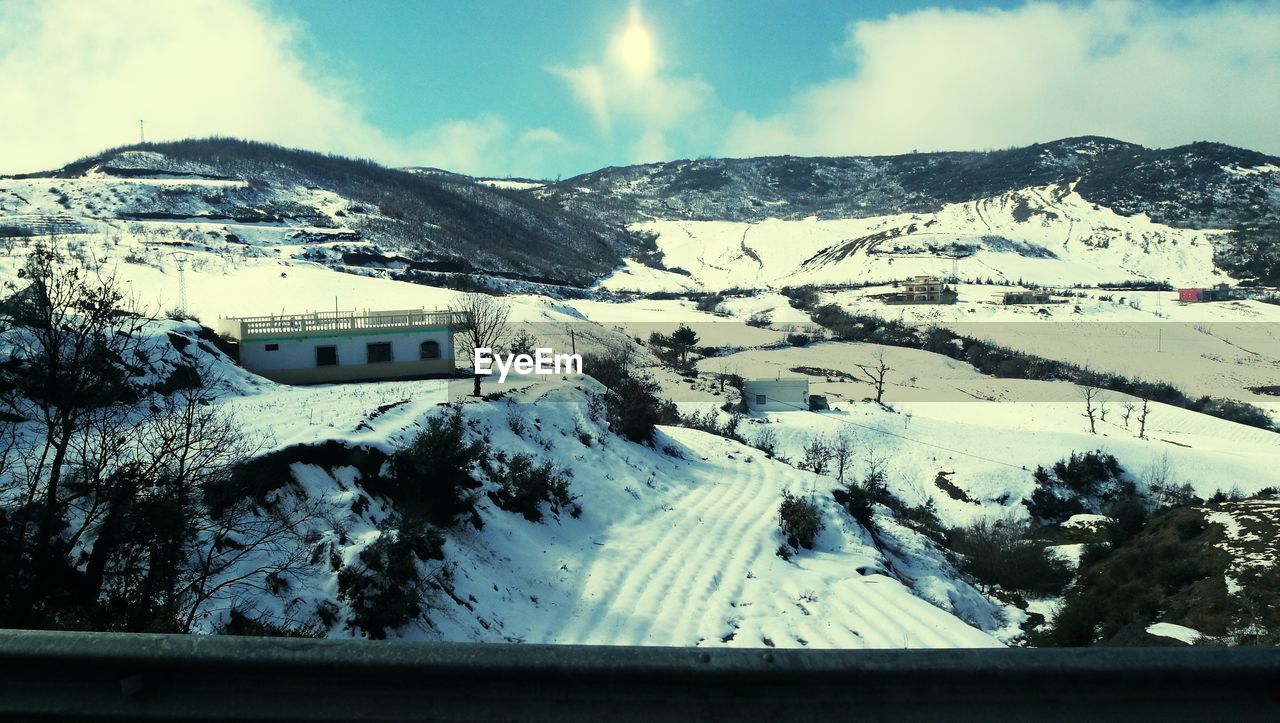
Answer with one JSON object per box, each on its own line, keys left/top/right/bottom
{"left": 1178, "top": 284, "right": 1232, "bottom": 303}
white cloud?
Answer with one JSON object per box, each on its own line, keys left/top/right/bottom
{"left": 0, "top": 0, "right": 562, "bottom": 176}
{"left": 521, "top": 127, "right": 567, "bottom": 146}
{"left": 555, "top": 65, "right": 613, "bottom": 135}
{"left": 407, "top": 116, "right": 571, "bottom": 177}
{"left": 724, "top": 0, "right": 1280, "bottom": 157}
{"left": 551, "top": 6, "right": 713, "bottom": 164}
{"left": 0, "top": 0, "right": 389, "bottom": 172}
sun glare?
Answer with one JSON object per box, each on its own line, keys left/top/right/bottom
{"left": 611, "top": 9, "right": 656, "bottom": 80}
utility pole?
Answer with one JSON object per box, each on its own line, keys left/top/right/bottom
{"left": 140, "top": 119, "right": 145, "bottom": 144}
{"left": 569, "top": 327, "right": 576, "bottom": 356}
{"left": 176, "top": 257, "right": 188, "bottom": 315}
{"left": 168, "top": 251, "right": 191, "bottom": 317}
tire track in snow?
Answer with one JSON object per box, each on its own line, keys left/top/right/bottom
{"left": 838, "top": 579, "right": 913, "bottom": 647}
{"left": 537, "top": 434, "right": 1002, "bottom": 649}
{"left": 618, "top": 452, "right": 775, "bottom": 645}
{"left": 860, "top": 577, "right": 954, "bottom": 648}
{"left": 610, "top": 469, "right": 743, "bottom": 644}
{"left": 809, "top": 587, "right": 873, "bottom": 648}
{"left": 554, "top": 446, "right": 780, "bottom": 646}
{"left": 689, "top": 485, "right": 775, "bottom": 645}
{"left": 554, "top": 462, "right": 741, "bottom": 644}
{"left": 657, "top": 458, "right": 778, "bottom": 645}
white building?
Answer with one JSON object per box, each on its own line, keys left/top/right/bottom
{"left": 742, "top": 378, "right": 810, "bottom": 412}
{"left": 216, "top": 308, "right": 463, "bottom": 384}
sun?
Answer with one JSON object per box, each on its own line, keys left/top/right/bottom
{"left": 611, "top": 8, "right": 656, "bottom": 80}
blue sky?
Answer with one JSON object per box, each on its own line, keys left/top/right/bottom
{"left": 272, "top": 1, "right": 1016, "bottom": 142}
{"left": 267, "top": 0, "right": 1058, "bottom": 174}
{"left": 1, "top": 0, "right": 1278, "bottom": 177}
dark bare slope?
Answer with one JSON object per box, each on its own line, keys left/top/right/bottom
{"left": 21, "top": 138, "right": 639, "bottom": 286}
{"left": 540, "top": 137, "right": 1279, "bottom": 229}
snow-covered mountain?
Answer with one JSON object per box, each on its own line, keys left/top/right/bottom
{"left": 3, "top": 136, "right": 1278, "bottom": 290}
{"left": 539, "top": 137, "right": 1280, "bottom": 230}
{"left": 538, "top": 136, "right": 1280, "bottom": 289}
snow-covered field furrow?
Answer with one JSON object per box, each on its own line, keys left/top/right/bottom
{"left": 560, "top": 446, "right": 768, "bottom": 645}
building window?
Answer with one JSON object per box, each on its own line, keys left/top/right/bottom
{"left": 419, "top": 340, "right": 441, "bottom": 359}
{"left": 756, "top": 394, "right": 766, "bottom": 405}
{"left": 264, "top": 343, "right": 279, "bottom": 352}
{"left": 367, "top": 342, "right": 393, "bottom": 364}
{"left": 316, "top": 346, "right": 338, "bottom": 367}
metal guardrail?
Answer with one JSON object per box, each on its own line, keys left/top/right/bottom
{"left": 0, "top": 629, "right": 1278, "bottom": 721}
{"left": 220, "top": 309, "right": 464, "bottom": 339}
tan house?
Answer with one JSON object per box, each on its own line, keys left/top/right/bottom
{"left": 216, "top": 308, "right": 463, "bottom": 384}
{"left": 874, "top": 276, "right": 958, "bottom": 305}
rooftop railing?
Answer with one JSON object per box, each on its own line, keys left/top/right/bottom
{"left": 220, "top": 308, "right": 465, "bottom": 339}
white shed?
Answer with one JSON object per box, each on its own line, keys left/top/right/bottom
{"left": 742, "top": 378, "right": 810, "bottom": 412}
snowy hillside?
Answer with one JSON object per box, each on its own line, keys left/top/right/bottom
{"left": 219, "top": 378, "right": 1008, "bottom": 647}
{"left": 599, "top": 184, "right": 1232, "bottom": 291}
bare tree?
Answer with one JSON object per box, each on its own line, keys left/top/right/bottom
{"left": 450, "top": 293, "right": 511, "bottom": 396}
{"left": 1081, "top": 386, "right": 1100, "bottom": 434}
{"left": 863, "top": 444, "right": 888, "bottom": 492}
{"left": 1, "top": 252, "right": 320, "bottom": 632}
{"left": 180, "top": 491, "right": 320, "bottom": 632}
{"left": 0, "top": 245, "right": 153, "bottom": 623}
{"left": 135, "top": 374, "right": 323, "bottom": 632}
{"left": 833, "top": 434, "right": 855, "bottom": 485}
{"left": 1137, "top": 397, "right": 1151, "bottom": 439}
{"left": 1120, "top": 401, "right": 1136, "bottom": 428}
{"left": 854, "top": 348, "right": 892, "bottom": 406}
{"left": 718, "top": 363, "right": 742, "bottom": 393}
{"left": 800, "top": 435, "right": 833, "bottom": 476}
{"left": 1143, "top": 452, "right": 1173, "bottom": 492}
{"left": 752, "top": 426, "right": 778, "bottom": 457}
